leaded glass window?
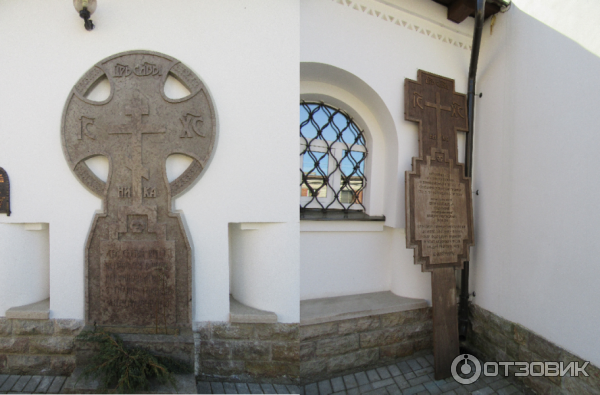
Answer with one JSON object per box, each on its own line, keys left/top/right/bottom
{"left": 300, "top": 101, "right": 368, "bottom": 212}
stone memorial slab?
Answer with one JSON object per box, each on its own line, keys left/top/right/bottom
{"left": 0, "top": 167, "right": 10, "bottom": 216}
{"left": 404, "top": 70, "right": 474, "bottom": 379}
{"left": 61, "top": 51, "right": 216, "bottom": 330}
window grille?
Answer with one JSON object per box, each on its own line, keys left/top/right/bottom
{"left": 300, "top": 101, "right": 368, "bottom": 212}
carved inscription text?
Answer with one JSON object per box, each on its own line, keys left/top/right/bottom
{"left": 62, "top": 51, "right": 217, "bottom": 329}
{"left": 404, "top": 70, "right": 473, "bottom": 271}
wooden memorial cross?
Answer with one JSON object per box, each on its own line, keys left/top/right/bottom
{"left": 404, "top": 70, "right": 474, "bottom": 379}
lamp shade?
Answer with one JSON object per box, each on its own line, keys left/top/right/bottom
{"left": 73, "top": 0, "right": 97, "bottom": 14}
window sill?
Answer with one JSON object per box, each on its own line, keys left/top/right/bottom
{"left": 300, "top": 209, "right": 385, "bottom": 221}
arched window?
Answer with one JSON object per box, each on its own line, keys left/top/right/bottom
{"left": 300, "top": 101, "right": 368, "bottom": 212}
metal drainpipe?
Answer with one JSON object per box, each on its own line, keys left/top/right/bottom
{"left": 459, "top": 0, "right": 486, "bottom": 341}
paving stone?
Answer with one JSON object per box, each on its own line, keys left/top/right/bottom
{"left": 317, "top": 380, "right": 332, "bottom": 395}
{"left": 423, "top": 380, "right": 442, "bottom": 395}
{"left": 416, "top": 357, "right": 430, "bottom": 368}
{"left": 197, "top": 381, "right": 212, "bottom": 394}
{"left": 330, "top": 391, "right": 346, "bottom": 395}
{"left": 482, "top": 374, "right": 503, "bottom": 384}
{"left": 413, "top": 367, "right": 433, "bottom": 377}
{"left": 249, "top": 383, "right": 266, "bottom": 394}
{"left": 404, "top": 372, "right": 416, "bottom": 380}
{"left": 0, "top": 377, "right": 8, "bottom": 389}
{"left": 261, "top": 383, "right": 277, "bottom": 394}
{"left": 362, "top": 387, "right": 387, "bottom": 395}
{"left": 387, "top": 365, "right": 401, "bottom": 377}
{"left": 235, "top": 383, "right": 250, "bottom": 394}
{"left": 407, "top": 360, "right": 421, "bottom": 371}
{"left": 472, "top": 387, "right": 495, "bottom": 395}
{"left": 0, "top": 377, "right": 19, "bottom": 392}
{"left": 408, "top": 375, "right": 430, "bottom": 387}
{"left": 385, "top": 384, "right": 402, "bottom": 395}
{"left": 370, "top": 378, "right": 394, "bottom": 389}
{"left": 403, "top": 384, "right": 426, "bottom": 395}
{"left": 437, "top": 381, "right": 460, "bottom": 392}
{"left": 330, "top": 377, "right": 345, "bottom": 392}
{"left": 425, "top": 355, "right": 434, "bottom": 365}
{"left": 392, "top": 376, "right": 409, "bottom": 389}
{"left": 358, "top": 383, "right": 373, "bottom": 393}
{"left": 304, "top": 383, "right": 318, "bottom": 395}
{"left": 497, "top": 385, "right": 521, "bottom": 395}
{"left": 286, "top": 384, "right": 302, "bottom": 395}
{"left": 366, "top": 369, "right": 380, "bottom": 382}
{"left": 346, "top": 388, "right": 359, "bottom": 395}
{"left": 223, "top": 382, "right": 238, "bottom": 394}
{"left": 490, "top": 378, "right": 511, "bottom": 390}
{"left": 274, "top": 384, "right": 289, "bottom": 394}
{"left": 464, "top": 381, "right": 485, "bottom": 392}
{"left": 440, "top": 390, "right": 457, "bottom": 395}
{"left": 11, "top": 376, "right": 31, "bottom": 392}
{"left": 22, "top": 376, "right": 42, "bottom": 393}
{"left": 396, "top": 361, "right": 411, "bottom": 374}
{"left": 431, "top": 378, "right": 447, "bottom": 387}
{"left": 375, "top": 367, "right": 391, "bottom": 380}
{"left": 343, "top": 374, "right": 357, "bottom": 389}
{"left": 47, "top": 376, "right": 66, "bottom": 394}
{"left": 453, "top": 387, "right": 469, "bottom": 395}
{"left": 354, "top": 372, "right": 369, "bottom": 386}
{"left": 34, "top": 376, "right": 54, "bottom": 393}
{"left": 211, "top": 382, "right": 225, "bottom": 394}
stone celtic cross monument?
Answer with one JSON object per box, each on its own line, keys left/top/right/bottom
{"left": 404, "top": 70, "right": 474, "bottom": 379}
{"left": 62, "top": 51, "right": 216, "bottom": 331}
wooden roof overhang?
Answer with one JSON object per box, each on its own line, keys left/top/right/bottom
{"left": 432, "top": 0, "right": 509, "bottom": 24}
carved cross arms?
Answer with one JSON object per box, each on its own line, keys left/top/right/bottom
{"left": 61, "top": 51, "right": 216, "bottom": 198}
{"left": 404, "top": 70, "right": 468, "bottom": 163}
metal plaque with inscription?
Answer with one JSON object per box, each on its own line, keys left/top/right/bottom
{"left": 404, "top": 70, "right": 473, "bottom": 379}
{"left": 61, "top": 51, "right": 216, "bottom": 330}
{"left": 0, "top": 167, "right": 10, "bottom": 216}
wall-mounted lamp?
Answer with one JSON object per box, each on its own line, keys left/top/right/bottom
{"left": 73, "top": 0, "right": 97, "bottom": 31}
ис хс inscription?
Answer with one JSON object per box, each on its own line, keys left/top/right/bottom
{"left": 61, "top": 51, "right": 216, "bottom": 330}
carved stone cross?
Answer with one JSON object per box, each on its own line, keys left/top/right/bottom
{"left": 62, "top": 51, "right": 216, "bottom": 331}
{"left": 404, "top": 70, "right": 474, "bottom": 379}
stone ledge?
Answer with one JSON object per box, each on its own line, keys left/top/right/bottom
{"left": 230, "top": 296, "right": 278, "bottom": 324}
{"left": 300, "top": 291, "right": 428, "bottom": 326}
{"left": 5, "top": 299, "right": 50, "bottom": 320}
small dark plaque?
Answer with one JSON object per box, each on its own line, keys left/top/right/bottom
{"left": 0, "top": 167, "right": 10, "bottom": 216}
{"left": 62, "top": 51, "right": 216, "bottom": 330}
{"left": 404, "top": 70, "right": 474, "bottom": 379}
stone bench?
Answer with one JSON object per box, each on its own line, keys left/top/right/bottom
{"left": 299, "top": 291, "right": 432, "bottom": 382}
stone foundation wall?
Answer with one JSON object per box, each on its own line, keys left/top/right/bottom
{"left": 466, "top": 304, "right": 600, "bottom": 394}
{"left": 194, "top": 322, "right": 299, "bottom": 384}
{"left": 0, "top": 318, "right": 84, "bottom": 375}
{"left": 300, "top": 307, "right": 432, "bottom": 383}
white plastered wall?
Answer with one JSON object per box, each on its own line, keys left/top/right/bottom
{"left": 300, "top": 0, "right": 473, "bottom": 301}
{"left": 471, "top": 4, "right": 600, "bottom": 366}
{"left": 0, "top": 1, "right": 299, "bottom": 323}
{"left": 0, "top": 224, "right": 49, "bottom": 315}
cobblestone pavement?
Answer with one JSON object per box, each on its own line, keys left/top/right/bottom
{"left": 0, "top": 375, "right": 67, "bottom": 394}
{"left": 196, "top": 353, "right": 525, "bottom": 395}
{"left": 1, "top": 353, "right": 525, "bottom": 394}
{"left": 196, "top": 382, "right": 304, "bottom": 395}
